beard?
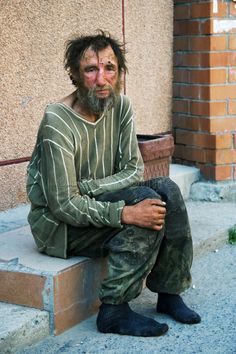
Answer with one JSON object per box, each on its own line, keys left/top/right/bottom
{"left": 76, "top": 78, "right": 121, "bottom": 115}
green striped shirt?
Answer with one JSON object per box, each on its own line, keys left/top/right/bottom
{"left": 27, "top": 94, "right": 144, "bottom": 258}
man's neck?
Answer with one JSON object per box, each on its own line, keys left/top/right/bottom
{"left": 61, "top": 91, "right": 101, "bottom": 123}
{"left": 72, "top": 97, "right": 100, "bottom": 123}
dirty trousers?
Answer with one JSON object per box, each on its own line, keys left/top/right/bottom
{"left": 67, "top": 177, "right": 193, "bottom": 305}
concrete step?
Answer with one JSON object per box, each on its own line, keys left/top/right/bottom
{"left": 0, "top": 302, "right": 49, "bottom": 354}
{"left": 0, "top": 204, "right": 29, "bottom": 234}
{"left": 169, "top": 163, "right": 200, "bottom": 200}
{"left": 0, "top": 226, "right": 106, "bottom": 336}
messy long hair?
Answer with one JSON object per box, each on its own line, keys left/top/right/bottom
{"left": 64, "top": 30, "right": 127, "bottom": 86}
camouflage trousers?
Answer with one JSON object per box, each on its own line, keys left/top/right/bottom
{"left": 67, "top": 177, "right": 193, "bottom": 304}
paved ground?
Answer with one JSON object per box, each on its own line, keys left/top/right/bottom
{"left": 187, "top": 201, "right": 236, "bottom": 257}
{"left": 17, "top": 243, "right": 236, "bottom": 354}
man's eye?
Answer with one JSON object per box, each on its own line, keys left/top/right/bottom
{"left": 106, "top": 65, "right": 116, "bottom": 71}
{"left": 86, "top": 67, "right": 97, "bottom": 73}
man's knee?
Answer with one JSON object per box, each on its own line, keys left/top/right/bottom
{"left": 163, "top": 177, "right": 182, "bottom": 198}
{"left": 96, "top": 185, "right": 161, "bottom": 205}
{"left": 164, "top": 178, "right": 184, "bottom": 207}
{"left": 147, "top": 177, "right": 183, "bottom": 206}
{"left": 124, "top": 186, "right": 161, "bottom": 205}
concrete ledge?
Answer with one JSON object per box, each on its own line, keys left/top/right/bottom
{"left": 190, "top": 181, "right": 236, "bottom": 202}
{"left": 170, "top": 164, "right": 200, "bottom": 200}
{"left": 0, "top": 302, "right": 49, "bottom": 354}
{"left": 0, "top": 226, "right": 107, "bottom": 335}
{"left": 0, "top": 204, "right": 29, "bottom": 234}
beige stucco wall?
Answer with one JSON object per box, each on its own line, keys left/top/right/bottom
{"left": 125, "top": 0, "right": 173, "bottom": 134}
{"left": 0, "top": 0, "right": 173, "bottom": 210}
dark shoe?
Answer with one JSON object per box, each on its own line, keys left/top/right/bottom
{"left": 157, "top": 293, "right": 201, "bottom": 324}
{"left": 97, "top": 302, "right": 169, "bottom": 337}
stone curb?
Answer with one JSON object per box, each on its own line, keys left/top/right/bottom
{"left": 0, "top": 303, "right": 49, "bottom": 354}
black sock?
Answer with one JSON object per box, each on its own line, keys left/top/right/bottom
{"left": 97, "top": 302, "right": 169, "bottom": 337}
{"left": 157, "top": 293, "right": 201, "bottom": 324}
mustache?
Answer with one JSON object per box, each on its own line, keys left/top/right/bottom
{"left": 94, "top": 85, "right": 112, "bottom": 92}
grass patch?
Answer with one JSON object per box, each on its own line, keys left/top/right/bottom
{"left": 228, "top": 225, "right": 236, "bottom": 245}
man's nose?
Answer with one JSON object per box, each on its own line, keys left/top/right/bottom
{"left": 96, "top": 69, "right": 106, "bottom": 86}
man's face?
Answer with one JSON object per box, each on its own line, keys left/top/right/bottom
{"left": 76, "top": 46, "right": 121, "bottom": 114}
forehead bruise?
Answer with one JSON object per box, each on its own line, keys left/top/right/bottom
{"left": 98, "top": 49, "right": 117, "bottom": 64}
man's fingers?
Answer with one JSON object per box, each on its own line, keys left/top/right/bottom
{"left": 156, "top": 208, "right": 166, "bottom": 215}
{"left": 148, "top": 199, "right": 166, "bottom": 207}
{"left": 152, "top": 224, "right": 164, "bottom": 231}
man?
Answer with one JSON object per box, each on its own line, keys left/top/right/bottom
{"left": 27, "top": 31, "right": 201, "bottom": 337}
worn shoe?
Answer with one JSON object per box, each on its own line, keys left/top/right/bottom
{"left": 157, "top": 293, "right": 201, "bottom": 324}
{"left": 97, "top": 302, "right": 169, "bottom": 337}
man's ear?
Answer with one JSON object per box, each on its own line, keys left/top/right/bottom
{"left": 69, "top": 73, "right": 78, "bottom": 87}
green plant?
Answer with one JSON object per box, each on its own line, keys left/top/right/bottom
{"left": 228, "top": 225, "right": 236, "bottom": 245}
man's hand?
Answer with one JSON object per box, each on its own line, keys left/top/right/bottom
{"left": 121, "top": 199, "right": 166, "bottom": 231}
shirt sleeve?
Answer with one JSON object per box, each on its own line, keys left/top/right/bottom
{"left": 78, "top": 97, "right": 144, "bottom": 197}
{"left": 40, "top": 113, "right": 125, "bottom": 228}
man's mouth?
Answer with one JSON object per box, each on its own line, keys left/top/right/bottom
{"left": 96, "top": 89, "right": 111, "bottom": 97}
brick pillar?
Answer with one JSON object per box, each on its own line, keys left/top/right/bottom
{"left": 173, "top": 0, "right": 236, "bottom": 181}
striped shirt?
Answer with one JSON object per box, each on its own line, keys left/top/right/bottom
{"left": 26, "top": 94, "right": 144, "bottom": 258}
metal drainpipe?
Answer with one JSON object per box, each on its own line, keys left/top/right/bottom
{"left": 122, "top": 0, "right": 126, "bottom": 94}
{"left": 0, "top": 157, "right": 31, "bottom": 167}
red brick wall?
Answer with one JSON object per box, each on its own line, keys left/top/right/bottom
{"left": 173, "top": 0, "right": 236, "bottom": 181}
